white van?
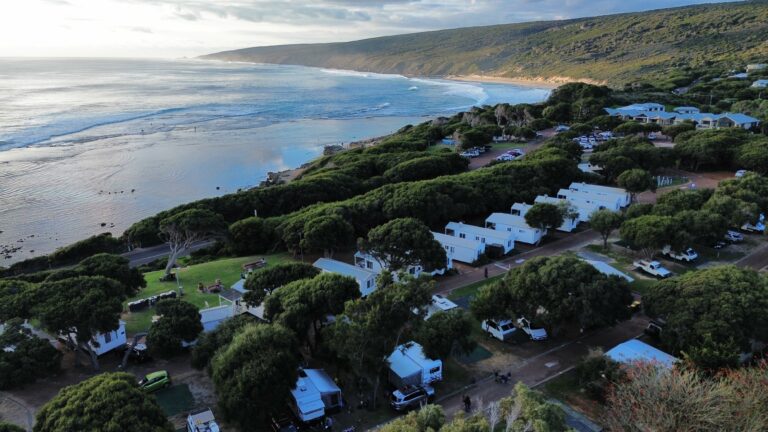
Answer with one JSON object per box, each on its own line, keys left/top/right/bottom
{"left": 481, "top": 319, "right": 518, "bottom": 341}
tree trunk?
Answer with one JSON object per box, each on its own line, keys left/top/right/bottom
{"left": 164, "top": 247, "right": 183, "bottom": 276}
{"left": 603, "top": 235, "right": 609, "bottom": 249}
{"left": 372, "top": 374, "right": 381, "bottom": 410}
{"left": 79, "top": 342, "right": 100, "bottom": 371}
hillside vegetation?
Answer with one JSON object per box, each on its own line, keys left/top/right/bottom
{"left": 203, "top": 1, "right": 768, "bottom": 85}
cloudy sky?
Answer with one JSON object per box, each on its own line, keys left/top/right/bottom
{"left": 0, "top": 0, "right": 736, "bottom": 58}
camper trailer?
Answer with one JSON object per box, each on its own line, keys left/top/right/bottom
{"left": 387, "top": 342, "right": 442, "bottom": 389}
{"left": 289, "top": 369, "right": 343, "bottom": 424}
{"left": 186, "top": 408, "right": 220, "bottom": 432}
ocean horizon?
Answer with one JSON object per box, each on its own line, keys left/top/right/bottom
{"left": 0, "top": 58, "right": 551, "bottom": 263}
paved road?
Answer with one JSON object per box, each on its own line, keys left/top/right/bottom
{"left": 122, "top": 240, "right": 213, "bottom": 267}
{"left": 735, "top": 241, "right": 768, "bottom": 271}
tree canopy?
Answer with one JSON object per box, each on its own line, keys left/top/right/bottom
{"left": 147, "top": 300, "right": 203, "bottom": 358}
{"left": 589, "top": 209, "right": 623, "bottom": 249}
{"left": 158, "top": 208, "right": 227, "bottom": 276}
{"left": 211, "top": 324, "right": 301, "bottom": 430}
{"left": 191, "top": 314, "right": 256, "bottom": 371}
{"left": 416, "top": 309, "right": 476, "bottom": 360}
{"left": 242, "top": 262, "right": 319, "bottom": 306}
{"left": 524, "top": 203, "right": 563, "bottom": 236}
{"left": 620, "top": 214, "right": 678, "bottom": 257}
{"left": 300, "top": 214, "right": 355, "bottom": 258}
{"left": 0, "top": 319, "right": 62, "bottom": 390}
{"left": 360, "top": 218, "right": 447, "bottom": 272}
{"left": 471, "top": 256, "right": 633, "bottom": 333}
{"left": 644, "top": 265, "right": 768, "bottom": 369}
{"left": 34, "top": 372, "right": 174, "bottom": 432}
{"left": 616, "top": 168, "right": 655, "bottom": 201}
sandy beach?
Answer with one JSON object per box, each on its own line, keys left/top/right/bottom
{"left": 447, "top": 74, "right": 606, "bottom": 88}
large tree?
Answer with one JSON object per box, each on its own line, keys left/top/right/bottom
{"left": 471, "top": 256, "right": 633, "bottom": 334}
{"left": 211, "top": 324, "right": 301, "bottom": 430}
{"left": 300, "top": 214, "right": 355, "bottom": 258}
{"left": 0, "top": 279, "right": 36, "bottom": 322}
{"left": 158, "top": 208, "right": 226, "bottom": 277}
{"left": 619, "top": 214, "right": 678, "bottom": 258}
{"left": 360, "top": 218, "right": 447, "bottom": 272}
{"left": 263, "top": 272, "right": 360, "bottom": 353}
{"left": 34, "top": 372, "right": 174, "bottom": 432}
{"left": 523, "top": 203, "right": 563, "bottom": 240}
{"left": 147, "top": 300, "right": 203, "bottom": 358}
{"left": 604, "top": 362, "right": 768, "bottom": 432}
{"left": 327, "top": 275, "right": 432, "bottom": 408}
{"left": 0, "top": 423, "right": 25, "bottom": 432}
{"left": 33, "top": 276, "right": 126, "bottom": 370}
{"left": 0, "top": 319, "right": 62, "bottom": 390}
{"left": 74, "top": 253, "right": 146, "bottom": 295}
{"left": 616, "top": 168, "right": 655, "bottom": 202}
{"left": 416, "top": 309, "right": 476, "bottom": 360}
{"left": 644, "top": 265, "right": 768, "bottom": 369}
{"left": 242, "top": 262, "right": 319, "bottom": 306}
{"left": 589, "top": 209, "right": 623, "bottom": 249}
{"left": 191, "top": 314, "right": 256, "bottom": 370}
{"left": 736, "top": 138, "right": 768, "bottom": 175}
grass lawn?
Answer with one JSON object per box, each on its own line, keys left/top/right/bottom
{"left": 630, "top": 278, "right": 658, "bottom": 297}
{"left": 447, "top": 274, "right": 503, "bottom": 301}
{"left": 541, "top": 369, "right": 606, "bottom": 423}
{"left": 123, "top": 253, "right": 293, "bottom": 334}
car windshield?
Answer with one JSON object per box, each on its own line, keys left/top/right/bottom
{"left": 500, "top": 323, "right": 514, "bottom": 331}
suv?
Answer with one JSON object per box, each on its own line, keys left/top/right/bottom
{"left": 139, "top": 370, "right": 171, "bottom": 393}
{"left": 481, "top": 319, "right": 518, "bottom": 341}
{"left": 517, "top": 317, "right": 548, "bottom": 341}
{"left": 390, "top": 385, "right": 434, "bottom": 411}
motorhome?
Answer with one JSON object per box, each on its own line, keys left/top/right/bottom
{"left": 289, "top": 369, "right": 343, "bottom": 423}
{"left": 187, "top": 408, "right": 220, "bottom": 432}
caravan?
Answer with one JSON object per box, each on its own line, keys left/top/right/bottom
{"left": 289, "top": 369, "right": 343, "bottom": 424}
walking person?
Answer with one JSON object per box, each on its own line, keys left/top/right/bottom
{"left": 484, "top": 266, "right": 488, "bottom": 278}
{"left": 463, "top": 394, "right": 471, "bottom": 413}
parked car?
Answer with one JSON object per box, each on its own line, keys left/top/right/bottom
{"left": 495, "top": 154, "right": 514, "bottom": 162}
{"left": 390, "top": 385, "right": 434, "bottom": 411}
{"left": 459, "top": 150, "right": 478, "bottom": 158}
{"left": 648, "top": 133, "right": 658, "bottom": 140}
{"left": 741, "top": 214, "right": 765, "bottom": 233}
{"left": 633, "top": 260, "right": 672, "bottom": 278}
{"left": 661, "top": 245, "right": 698, "bottom": 262}
{"left": 517, "top": 317, "right": 548, "bottom": 341}
{"left": 725, "top": 230, "right": 744, "bottom": 243}
{"left": 270, "top": 413, "right": 298, "bottom": 432}
{"left": 713, "top": 240, "right": 727, "bottom": 250}
{"left": 139, "top": 370, "right": 171, "bottom": 392}
{"left": 555, "top": 125, "right": 570, "bottom": 133}
{"left": 735, "top": 169, "right": 748, "bottom": 178}
{"left": 125, "top": 342, "right": 151, "bottom": 363}
{"left": 481, "top": 319, "right": 518, "bottom": 341}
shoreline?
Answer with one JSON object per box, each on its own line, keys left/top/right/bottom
{"left": 446, "top": 74, "right": 605, "bottom": 88}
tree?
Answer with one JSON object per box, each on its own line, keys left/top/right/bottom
{"left": 360, "top": 218, "right": 447, "bottom": 272}
{"left": 644, "top": 266, "right": 768, "bottom": 369}
{"left": 616, "top": 168, "right": 655, "bottom": 202}
{"left": 542, "top": 102, "right": 571, "bottom": 123}
{"left": 471, "top": 256, "right": 633, "bottom": 334}
{"left": 147, "top": 300, "right": 203, "bottom": 358}
{"left": 74, "top": 253, "right": 145, "bottom": 295}
{"left": 158, "top": 209, "right": 226, "bottom": 277}
{"left": 575, "top": 349, "right": 625, "bottom": 401}
{"left": 0, "top": 423, "right": 25, "bottom": 432}
{"left": 702, "top": 195, "right": 759, "bottom": 228}
{"left": 662, "top": 121, "right": 696, "bottom": 140}
{"left": 327, "top": 275, "right": 432, "bottom": 408}
{"left": 589, "top": 209, "right": 623, "bottom": 249}
{"left": 34, "top": 372, "right": 174, "bottom": 432}
{"left": 736, "top": 138, "right": 768, "bottom": 175}
{"left": 524, "top": 203, "right": 563, "bottom": 240}
{"left": 613, "top": 121, "right": 644, "bottom": 136}
{"left": 381, "top": 404, "right": 446, "bottom": 432}
{"left": 506, "top": 382, "right": 570, "bottom": 432}
{"left": 211, "top": 324, "right": 301, "bottom": 430}
{"left": 619, "top": 215, "right": 677, "bottom": 258}
{"left": 300, "top": 214, "right": 354, "bottom": 258}
{"left": 263, "top": 272, "right": 360, "bottom": 353}
{"left": 604, "top": 362, "right": 768, "bottom": 432}
{"left": 242, "top": 262, "right": 319, "bottom": 306}
{"left": 0, "top": 319, "right": 62, "bottom": 390}
{"left": 0, "top": 279, "right": 36, "bottom": 322}
{"left": 33, "top": 276, "right": 125, "bottom": 371}
{"left": 416, "top": 309, "right": 476, "bottom": 360}
{"left": 191, "top": 314, "right": 256, "bottom": 370}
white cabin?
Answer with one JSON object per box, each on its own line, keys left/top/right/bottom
{"left": 289, "top": 368, "right": 343, "bottom": 423}
{"left": 532, "top": 196, "right": 581, "bottom": 232}
{"left": 444, "top": 222, "right": 515, "bottom": 254}
{"left": 313, "top": 258, "right": 378, "bottom": 297}
{"left": 485, "top": 213, "right": 543, "bottom": 245}
{"left": 557, "top": 188, "right": 621, "bottom": 212}
{"left": 387, "top": 342, "right": 442, "bottom": 388}
{"left": 567, "top": 182, "right": 631, "bottom": 207}
{"left": 353, "top": 251, "right": 433, "bottom": 278}
{"left": 89, "top": 320, "right": 127, "bottom": 356}
{"left": 431, "top": 231, "right": 485, "bottom": 264}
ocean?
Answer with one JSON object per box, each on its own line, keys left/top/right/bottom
{"left": 0, "top": 58, "right": 550, "bottom": 263}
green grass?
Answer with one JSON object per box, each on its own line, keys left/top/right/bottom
{"left": 630, "top": 278, "right": 658, "bottom": 297}
{"left": 124, "top": 254, "right": 293, "bottom": 334}
{"left": 154, "top": 384, "right": 195, "bottom": 417}
{"left": 542, "top": 369, "right": 582, "bottom": 401}
{"left": 447, "top": 274, "right": 503, "bottom": 301}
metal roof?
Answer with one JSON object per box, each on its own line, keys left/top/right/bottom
{"left": 432, "top": 231, "right": 485, "bottom": 249}
{"left": 606, "top": 339, "right": 677, "bottom": 369}
{"left": 313, "top": 258, "right": 377, "bottom": 281}
{"left": 445, "top": 222, "right": 515, "bottom": 243}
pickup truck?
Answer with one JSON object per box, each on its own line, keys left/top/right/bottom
{"left": 633, "top": 260, "right": 672, "bottom": 278}
{"left": 661, "top": 246, "right": 698, "bottom": 262}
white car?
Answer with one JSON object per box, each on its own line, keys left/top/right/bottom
{"left": 495, "top": 154, "right": 514, "bottom": 162}
{"left": 460, "top": 150, "right": 479, "bottom": 158}
{"left": 633, "top": 260, "right": 672, "bottom": 278}
{"left": 662, "top": 246, "right": 698, "bottom": 262}
{"left": 735, "top": 169, "right": 748, "bottom": 178}
{"left": 481, "top": 319, "right": 518, "bottom": 342}
{"left": 741, "top": 214, "right": 765, "bottom": 233}
{"left": 725, "top": 230, "right": 744, "bottom": 242}
{"left": 517, "top": 317, "right": 548, "bottom": 341}
{"left": 648, "top": 133, "right": 658, "bottom": 140}
{"left": 555, "top": 125, "right": 570, "bottom": 133}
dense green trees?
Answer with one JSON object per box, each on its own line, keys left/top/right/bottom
{"left": 211, "top": 324, "right": 301, "bottom": 430}
{"left": 616, "top": 168, "right": 655, "bottom": 202}
{"left": 589, "top": 209, "right": 623, "bottom": 249}
{"left": 416, "top": 310, "right": 476, "bottom": 360}
{"left": 524, "top": 203, "right": 563, "bottom": 238}
{"left": 242, "top": 262, "right": 319, "bottom": 306}
{"left": 0, "top": 319, "right": 62, "bottom": 389}
{"left": 146, "top": 300, "right": 203, "bottom": 358}
{"left": 590, "top": 136, "right": 673, "bottom": 181}
{"left": 644, "top": 266, "right": 768, "bottom": 369}
{"left": 471, "top": 256, "right": 633, "bottom": 333}
{"left": 191, "top": 314, "right": 256, "bottom": 370}
{"left": 34, "top": 373, "right": 174, "bottom": 432}
{"left": 300, "top": 214, "right": 354, "bottom": 258}
{"left": 575, "top": 349, "right": 625, "bottom": 401}
{"left": 327, "top": 275, "right": 432, "bottom": 407}
{"left": 0, "top": 423, "right": 25, "bottom": 432}
{"left": 360, "top": 218, "right": 447, "bottom": 272}
{"left": 619, "top": 215, "right": 677, "bottom": 257}
{"left": 735, "top": 138, "right": 768, "bottom": 174}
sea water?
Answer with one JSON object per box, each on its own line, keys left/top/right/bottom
{"left": 0, "top": 58, "right": 550, "bottom": 262}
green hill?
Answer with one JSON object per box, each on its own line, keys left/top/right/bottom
{"left": 202, "top": 1, "right": 768, "bottom": 86}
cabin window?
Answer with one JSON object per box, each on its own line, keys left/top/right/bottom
{"left": 366, "top": 261, "right": 373, "bottom": 269}
{"left": 459, "top": 233, "right": 466, "bottom": 239}
{"left": 104, "top": 332, "right": 112, "bottom": 343}
{"left": 429, "top": 367, "right": 440, "bottom": 374}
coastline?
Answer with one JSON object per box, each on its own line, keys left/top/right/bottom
{"left": 446, "top": 74, "right": 605, "bottom": 88}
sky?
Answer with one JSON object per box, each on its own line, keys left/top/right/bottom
{"left": 0, "top": 0, "right": 739, "bottom": 58}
